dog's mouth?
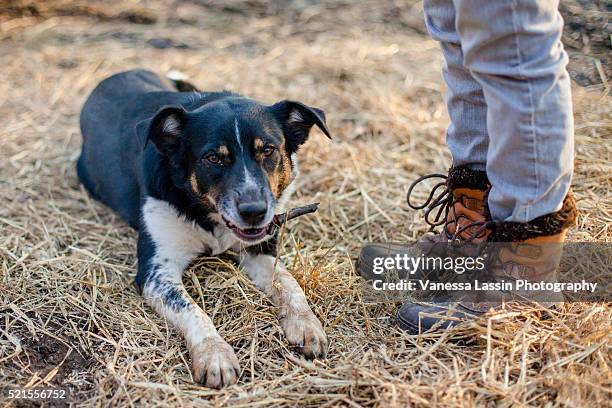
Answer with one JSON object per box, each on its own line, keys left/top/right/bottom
{"left": 223, "top": 217, "right": 269, "bottom": 241}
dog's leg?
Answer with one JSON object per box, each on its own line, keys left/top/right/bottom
{"left": 137, "top": 198, "right": 239, "bottom": 388}
{"left": 239, "top": 250, "right": 328, "bottom": 359}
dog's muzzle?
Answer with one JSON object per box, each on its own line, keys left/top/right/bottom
{"left": 220, "top": 189, "right": 275, "bottom": 242}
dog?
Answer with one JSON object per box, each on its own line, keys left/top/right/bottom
{"left": 77, "top": 69, "right": 331, "bottom": 388}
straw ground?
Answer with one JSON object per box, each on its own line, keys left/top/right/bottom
{"left": 1, "top": 1, "right": 610, "bottom": 406}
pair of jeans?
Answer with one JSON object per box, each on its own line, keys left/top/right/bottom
{"left": 423, "top": 0, "right": 574, "bottom": 222}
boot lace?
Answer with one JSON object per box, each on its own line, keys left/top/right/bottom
{"left": 406, "top": 173, "right": 492, "bottom": 242}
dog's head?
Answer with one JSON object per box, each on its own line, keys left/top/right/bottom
{"left": 146, "top": 97, "right": 330, "bottom": 243}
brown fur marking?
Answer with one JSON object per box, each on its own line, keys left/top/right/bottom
{"left": 190, "top": 172, "right": 200, "bottom": 195}
{"left": 265, "top": 141, "right": 292, "bottom": 198}
{"left": 218, "top": 145, "right": 229, "bottom": 156}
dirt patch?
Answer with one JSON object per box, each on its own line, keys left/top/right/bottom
{"left": 1, "top": 319, "right": 95, "bottom": 405}
{"left": 0, "top": 0, "right": 156, "bottom": 25}
{"left": 561, "top": 0, "right": 611, "bottom": 87}
{"left": 20, "top": 335, "right": 92, "bottom": 381}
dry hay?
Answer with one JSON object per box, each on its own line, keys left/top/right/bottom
{"left": 0, "top": 1, "right": 611, "bottom": 407}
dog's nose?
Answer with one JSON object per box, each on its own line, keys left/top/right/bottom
{"left": 237, "top": 201, "right": 267, "bottom": 225}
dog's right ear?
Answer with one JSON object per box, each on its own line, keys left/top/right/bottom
{"left": 270, "top": 100, "right": 331, "bottom": 153}
{"left": 137, "top": 106, "right": 186, "bottom": 156}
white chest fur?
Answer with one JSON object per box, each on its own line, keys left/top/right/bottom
{"left": 142, "top": 197, "right": 238, "bottom": 266}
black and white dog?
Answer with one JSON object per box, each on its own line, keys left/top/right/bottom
{"left": 77, "top": 69, "right": 330, "bottom": 388}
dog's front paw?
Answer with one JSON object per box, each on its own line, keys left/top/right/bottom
{"left": 190, "top": 336, "right": 240, "bottom": 388}
{"left": 280, "top": 311, "right": 328, "bottom": 359}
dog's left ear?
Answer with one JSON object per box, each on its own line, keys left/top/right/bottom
{"left": 149, "top": 106, "right": 187, "bottom": 156}
{"left": 270, "top": 100, "right": 331, "bottom": 152}
{"left": 137, "top": 106, "right": 187, "bottom": 156}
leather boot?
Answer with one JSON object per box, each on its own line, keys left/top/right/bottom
{"left": 397, "top": 192, "right": 578, "bottom": 334}
{"left": 357, "top": 166, "right": 491, "bottom": 281}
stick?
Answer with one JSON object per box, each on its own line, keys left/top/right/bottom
{"left": 267, "top": 203, "right": 319, "bottom": 235}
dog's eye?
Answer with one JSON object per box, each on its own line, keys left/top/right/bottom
{"left": 263, "top": 145, "right": 276, "bottom": 157}
{"left": 205, "top": 154, "right": 222, "bottom": 165}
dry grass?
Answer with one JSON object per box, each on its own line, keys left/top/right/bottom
{"left": 1, "top": 1, "right": 611, "bottom": 406}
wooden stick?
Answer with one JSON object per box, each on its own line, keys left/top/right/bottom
{"left": 267, "top": 203, "right": 319, "bottom": 234}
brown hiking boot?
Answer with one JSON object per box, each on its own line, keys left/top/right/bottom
{"left": 357, "top": 166, "right": 491, "bottom": 281}
{"left": 397, "top": 192, "right": 578, "bottom": 334}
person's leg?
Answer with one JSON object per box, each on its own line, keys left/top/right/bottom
{"left": 424, "top": 0, "right": 488, "bottom": 170}
{"left": 357, "top": 0, "right": 491, "bottom": 282}
{"left": 454, "top": 0, "right": 574, "bottom": 222}
{"left": 392, "top": 0, "right": 577, "bottom": 334}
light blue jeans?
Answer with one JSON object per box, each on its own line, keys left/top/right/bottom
{"left": 423, "top": 0, "right": 574, "bottom": 222}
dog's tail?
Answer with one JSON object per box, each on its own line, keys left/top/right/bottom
{"left": 166, "top": 70, "right": 200, "bottom": 92}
